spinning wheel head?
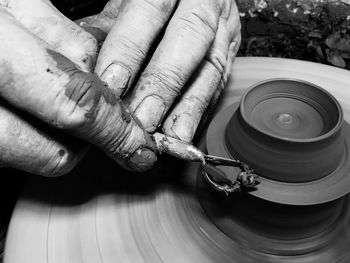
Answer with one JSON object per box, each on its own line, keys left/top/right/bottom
{"left": 200, "top": 79, "right": 350, "bottom": 260}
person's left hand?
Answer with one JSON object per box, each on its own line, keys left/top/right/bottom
{"left": 82, "top": 0, "right": 241, "bottom": 143}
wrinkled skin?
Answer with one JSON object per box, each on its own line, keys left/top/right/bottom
{"left": 91, "top": 0, "right": 241, "bottom": 141}
{"left": 0, "top": 0, "right": 240, "bottom": 176}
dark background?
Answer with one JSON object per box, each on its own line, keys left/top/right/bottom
{"left": 51, "top": 0, "right": 350, "bottom": 69}
{"left": 51, "top": 0, "right": 108, "bottom": 19}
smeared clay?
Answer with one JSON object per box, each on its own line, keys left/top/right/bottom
{"left": 47, "top": 49, "right": 159, "bottom": 172}
{"left": 119, "top": 100, "right": 132, "bottom": 123}
{"left": 47, "top": 49, "right": 118, "bottom": 122}
{"left": 99, "top": 81, "right": 118, "bottom": 105}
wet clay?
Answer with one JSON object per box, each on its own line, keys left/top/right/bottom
{"left": 153, "top": 133, "right": 205, "bottom": 163}
{"left": 47, "top": 49, "right": 118, "bottom": 110}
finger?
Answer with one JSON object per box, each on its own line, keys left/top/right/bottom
{"left": 128, "top": 0, "right": 222, "bottom": 132}
{"left": 0, "top": 10, "right": 156, "bottom": 172}
{"left": 0, "top": 100, "right": 86, "bottom": 177}
{"left": 76, "top": 0, "right": 123, "bottom": 35}
{"left": 1, "top": 0, "right": 98, "bottom": 72}
{"left": 194, "top": 35, "right": 241, "bottom": 140}
{"left": 222, "top": 1, "right": 241, "bottom": 85}
{"left": 161, "top": 62, "right": 222, "bottom": 142}
{"left": 95, "top": 0, "right": 177, "bottom": 97}
{"left": 162, "top": 2, "right": 241, "bottom": 142}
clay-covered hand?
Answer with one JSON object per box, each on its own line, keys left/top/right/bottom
{"left": 0, "top": 0, "right": 157, "bottom": 176}
{"left": 90, "top": 0, "right": 241, "bottom": 142}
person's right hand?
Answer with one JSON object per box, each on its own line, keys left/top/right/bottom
{"left": 80, "top": 0, "right": 241, "bottom": 143}
{"left": 0, "top": 0, "right": 157, "bottom": 176}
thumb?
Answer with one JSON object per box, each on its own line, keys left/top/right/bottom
{"left": 0, "top": 10, "right": 157, "bottom": 172}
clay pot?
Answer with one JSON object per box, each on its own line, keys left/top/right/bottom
{"left": 225, "top": 79, "right": 344, "bottom": 183}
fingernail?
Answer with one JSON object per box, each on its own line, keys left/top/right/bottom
{"left": 134, "top": 95, "right": 166, "bottom": 132}
{"left": 163, "top": 114, "right": 196, "bottom": 142}
{"left": 128, "top": 148, "right": 157, "bottom": 172}
{"left": 100, "top": 64, "right": 131, "bottom": 97}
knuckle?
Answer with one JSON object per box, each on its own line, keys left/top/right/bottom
{"left": 143, "top": 68, "right": 186, "bottom": 99}
{"left": 175, "top": 6, "right": 218, "bottom": 38}
{"left": 56, "top": 70, "right": 105, "bottom": 131}
{"left": 185, "top": 94, "right": 208, "bottom": 114}
{"left": 144, "top": 0, "right": 175, "bottom": 18}
{"left": 47, "top": 50, "right": 103, "bottom": 130}
{"left": 206, "top": 43, "right": 228, "bottom": 75}
{"left": 99, "top": 118, "right": 133, "bottom": 157}
{"left": 117, "top": 37, "right": 147, "bottom": 64}
{"left": 77, "top": 99, "right": 142, "bottom": 160}
{"left": 55, "top": 106, "right": 89, "bottom": 131}
{"left": 229, "top": 15, "right": 241, "bottom": 37}
{"left": 118, "top": 126, "right": 142, "bottom": 155}
{"left": 97, "top": 117, "right": 147, "bottom": 165}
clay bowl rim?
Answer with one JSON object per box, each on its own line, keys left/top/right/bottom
{"left": 239, "top": 78, "right": 344, "bottom": 143}
{"left": 206, "top": 102, "right": 350, "bottom": 205}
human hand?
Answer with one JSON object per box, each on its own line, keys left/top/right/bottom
{"left": 0, "top": 0, "right": 157, "bottom": 176}
{"left": 91, "top": 0, "right": 241, "bottom": 142}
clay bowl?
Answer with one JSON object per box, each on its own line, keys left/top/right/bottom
{"left": 225, "top": 79, "right": 344, "bottom": 183}
{"left": 206, "top": 78, "right": 350, "bottom": 205}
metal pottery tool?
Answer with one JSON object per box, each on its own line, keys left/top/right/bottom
{"left": 153, "top": 132, "right": 260, "bottom": 194}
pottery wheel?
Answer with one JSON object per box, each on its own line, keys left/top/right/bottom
{"left": 5, "top": 58, "right": 350, "bottom": 263}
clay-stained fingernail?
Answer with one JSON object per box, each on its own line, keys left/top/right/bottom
{"left": 134, "top": 95, "right": 166, "bottom": 132}
{"left": 100, "top": 64, "right": 131, "bottom": 97}
{"left": 164, "top": 114, "right": 196, "bottom": 143}
{"left": 128, "top": 148, "right": 157, "bottom": 172}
